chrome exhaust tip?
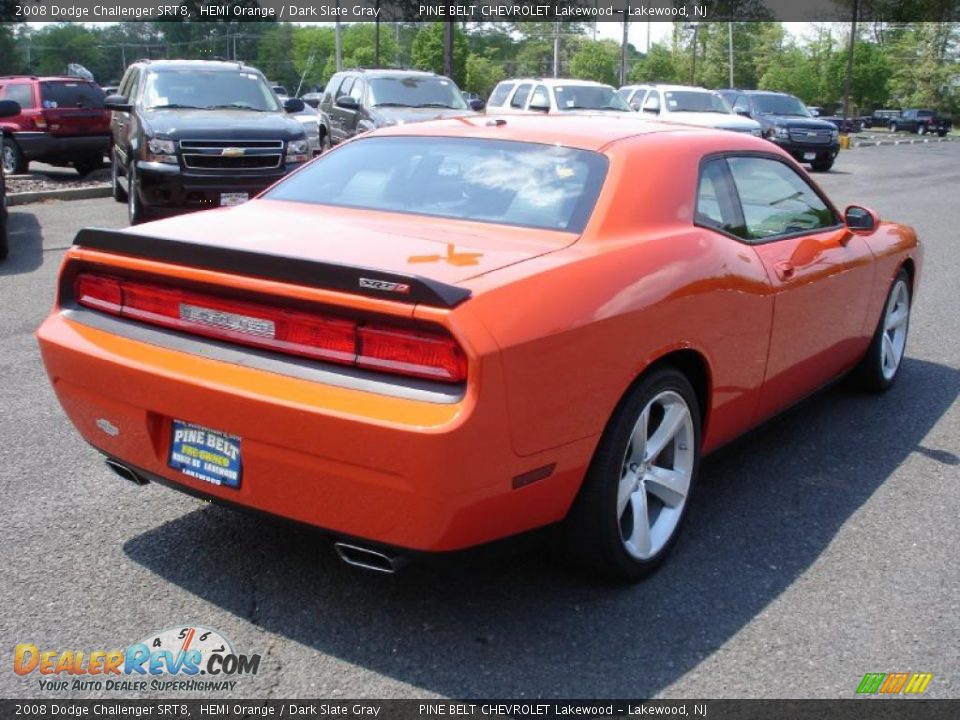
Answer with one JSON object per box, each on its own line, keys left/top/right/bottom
{"left": 105, "top": 459, "right": 149, "bottom": 487}
{"left": 333, "top": 542, "right": 404, "bottom": 574}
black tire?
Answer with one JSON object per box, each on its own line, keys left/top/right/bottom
{"left": 937, "top": 129, "right": 947, "bottom": 138}
{"left": 851, "top": 269, "right": 912, "bottom": 393}
{"left": 558, "top": 367, "right": 702, "bottom": 581}
{"left": 2, "top": 137, "right": 27, "bottom": 175}
{"left": 111, "top": 150, "right": 127, "bottom": 203}
{"left": 127, "top": 162, "right": 144, "bottom": 225}
{"left": 75, "top": 155, "right": 104, "bottom": 177}
{"left": 811, "top": 158, "right": 834, "bottom": 172}
{"left": 319, "top": 130, "right": 331, "bottom": 154}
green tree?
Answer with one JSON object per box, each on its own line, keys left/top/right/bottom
{"left": 411, "top": 22, "right": 467, "bottom": 86}
{"left": 29, "top": 25, "right": 104, "bottom": 80}
{"left": 569, "top": 40, "right": 617, "bottom": 86}
{"left": 465, "top": 53, "right": 505, "bottom": 98}
{"left": 758, "top": 45, "right": 821, "bottom": 104}
{"left": 629, "top": 44, "right": 679, "bottom": 84}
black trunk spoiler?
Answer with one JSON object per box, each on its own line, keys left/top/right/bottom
{"left": 72, "top": 228, "right": 472, "bottom": 308}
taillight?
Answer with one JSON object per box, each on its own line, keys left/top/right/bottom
{"left": 33, "top": 112, "right": 47, "bottom": 130}
{"left": 72, "top": 272, "right": 467, "bottom": 384}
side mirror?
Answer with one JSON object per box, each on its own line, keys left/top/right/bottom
{"left": 0, "top": 99, "right": 20, "bottom": 118}
{"left": 528, "top": 103, "right": 549, "bottom": 113}
{"left": 104, "top": 94, "right": 132, "bottom": 112}
{"left": 468, "top": 98, "right": 486, "bottom": 112}
{"left": 630, "top": 101, "right": 642, "bottom": 111}
{"left": 642, "top": 106, "right": 659, "bottom": 115}
{"left": 335, "top": 96, "right": 360, "bottom": 111}
{"left": 844, "top": 205, "right": 879, "bottom": 233}
{"left": 283, "top": 97, "right": 305, "bottom": 113}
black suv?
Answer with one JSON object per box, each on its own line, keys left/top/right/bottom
{"left": 106, "top": 60, "right": 310, "bottom": 224}
{"left": 718, "top": 90, "right": 840, "bottom": 171}
{"left": 320, "top": 69, "right": 479, "bottom": 146}
{"left": 1, "top": 99, "right": 21, "bottom": 261}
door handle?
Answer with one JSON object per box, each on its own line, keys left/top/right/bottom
{"left": 775, "top": 261, "right": 796, "bottom": 281}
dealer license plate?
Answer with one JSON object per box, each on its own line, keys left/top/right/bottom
{"left": 220, "top": 192, "right": 249, "bottom": 207}
{"left": 803, "top": 152, "right": 817, "bottom": 161}
{"left": 168, "top": 420, "right": 242, "bottom": 489}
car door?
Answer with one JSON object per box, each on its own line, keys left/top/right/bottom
{"left": 328, "top": 75, "right": 353, "bottom": 143}
{"left": 720, "top": 154, "right": 876, "bottom": 419}
{"left": 111, "top": 67, "right": 139, "bottom": 169}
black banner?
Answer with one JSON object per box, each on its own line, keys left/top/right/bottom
{"left": 3, "top": 0, "right": 960, "bottom": 23}
{"left": 2, "top": 700, "right": 960, "bottom": 720}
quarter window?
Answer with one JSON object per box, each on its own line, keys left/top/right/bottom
{"left": 4, "top": 84, "right": 33, "bottom": 108}
{"left": 488, "top": 82, "right": 514, "bottom": 107}
{"left": 726, "top": 156, "right": 837, "bottom": 241}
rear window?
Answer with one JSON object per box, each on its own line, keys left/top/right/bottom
{"left": 40, "top": 81, "right": 105, "bottom": 109}
{"left": 265, "top": 137, "right": 608, "bottom": 233}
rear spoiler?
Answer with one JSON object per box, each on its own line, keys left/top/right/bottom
{"left": 72, "top": 228, "right": 472, "bottom": 308}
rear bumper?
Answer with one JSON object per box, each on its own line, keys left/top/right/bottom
{"left": 135, "top": 160, "right": 304, "bottom": 215}
{"left": 36, "top": 311, "right": 589, "bottom": 552}
{"left": 13, "top": 131, "right": 110, "bottom": 162}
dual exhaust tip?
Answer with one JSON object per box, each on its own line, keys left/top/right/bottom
{"left": 103, "top": 460, "right": 404, "bottom": 574}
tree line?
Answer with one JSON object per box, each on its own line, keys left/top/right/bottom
{"left": 0, "top": 20, "right": 957, "bottom": 115}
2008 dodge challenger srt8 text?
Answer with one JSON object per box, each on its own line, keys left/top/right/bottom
{"left": 37, "top": 115, "right": 920, "bottom": 580}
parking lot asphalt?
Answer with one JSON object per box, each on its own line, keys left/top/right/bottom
{"left": 1, "top": 142, "right": 957, "bottom": 700}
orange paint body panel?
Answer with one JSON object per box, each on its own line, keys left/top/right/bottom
{"left": 36, "top": 115, "right": 922, "bottom": 554}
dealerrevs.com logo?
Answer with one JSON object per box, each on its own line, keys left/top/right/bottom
{"left": 14, "top": 625, "right": 261, "bottom": 693}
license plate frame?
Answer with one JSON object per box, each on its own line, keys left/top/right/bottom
{"left": 168, "top": 419, "right": 242, "bottom": 489}
{"left": 220, "top": 192, "right": 249, "bottom": 207}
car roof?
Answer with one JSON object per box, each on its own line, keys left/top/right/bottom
{"left": 648, "top": 84, "right": 719, "bottom": 93}
{"left": 369, "top": 113, "right": 708, "bottom": 152}
{"left": 502, "top": 78, "right": 614, "bottom": 88}
{"left": 339, "top": 68, "right": 442, "bottom": 79}
{"left": 138, "top": 60, "right": 258, "bottom": 74}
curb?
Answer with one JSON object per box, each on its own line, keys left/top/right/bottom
{"left": 6, "top": 184, "right": 112, "bottom": 206}
{"left": 853, "top": 136, "right": 954, "bottom": 148}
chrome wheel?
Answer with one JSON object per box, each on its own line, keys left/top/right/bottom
{"left": 617, "top": 390, "right": 694, "bottom": 560}
{"left": 880, "top": 278, "right": 910, "bottom": 381}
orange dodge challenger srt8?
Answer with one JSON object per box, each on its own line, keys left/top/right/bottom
{"left": 37, "top": 115, "right": 920, "bottom": 580}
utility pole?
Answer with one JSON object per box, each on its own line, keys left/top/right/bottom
{"left": 335, "top": 20, "right": 342, "bottom": 72}
{"left": 689, "top": 24, "right": 699, "bottom": 86}
{"left": 553, "top": 21, "right": 561, "bottom": 78}
{"left": 620, "top": 8, "right": 630, "bottom": 86}
{"left": 843, "top": 0, "right": 859, "bottom": 120}
{"left": 728, "top": 23, "right": 734, "bottom": 88}
{"left": 443, "top": 21, "right": 453, "bottom": 79}
{"left": 374, "top": 2, "right": 381, "bottom": 67}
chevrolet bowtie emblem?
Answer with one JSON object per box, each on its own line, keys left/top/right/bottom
{"left": 222, "top": 147, "right": 245, "bottom": 157}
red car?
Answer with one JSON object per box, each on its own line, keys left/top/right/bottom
{"left": 37, "top": 116, "right": 920, "bottom": 580}
{"left": 0, "top": 76, "right": 111, "bottom": 176}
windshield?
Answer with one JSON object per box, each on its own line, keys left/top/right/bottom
{"left": 367, "top": 76, "right": 467, "bottom": 109}
{"left": 554, "top": 85, "right": 631, "bottom": 112}
{"left": 265, "top": 137, "right": 608, "bottom": 233}
{"left": 663, "top": 90, "right": 732, "bottom": 114}
{"left": 40, "top": 81, "right": 105, "bottom": 109}
{"left": 752, "top": 94, "right": 811, "bottom": 117}
{"left": 143, "top": 70, "right": 280, "bottom": 112}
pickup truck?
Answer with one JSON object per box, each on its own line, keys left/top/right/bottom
{"left": 890, "top": 109, "right": 951, "bottom": 136}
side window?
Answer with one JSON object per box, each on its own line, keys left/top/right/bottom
{"left": 726, "top": 156, "right": 837, "bottom": 242}
{"left": 630, "top": 89, "right": 648, "bottom": 109}
{"left": 5, "top": 84, "right": 33, "bottom": 108}
{"left": 529, "top": 85, "right": 549, "bottom": 109}
{"left": 335, "top": 76, "right": 354, "bottom": 100}
{"left": 122, "top": 69, "right": 141, "bottom": 102}
{"left": 511, "top": 83, "right": 532, "bottom": 109}
{"left": 348, "top": 78, "right": 364, "bottom": 104}
{"left": 732, "top": 95, "right": 750, "bottom": 113}
{"left": 695, "top": 158, "right": 745, "bottom": 238}
{"left": 487, "top": 82, "right": 514, "bottom": 108}
{"left": 642, "top": 91, "right": 660, "bottom": 112}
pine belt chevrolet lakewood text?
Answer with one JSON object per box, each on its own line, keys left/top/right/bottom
{"left": 37, "top": 115, "right": 921, "bottom": 581}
